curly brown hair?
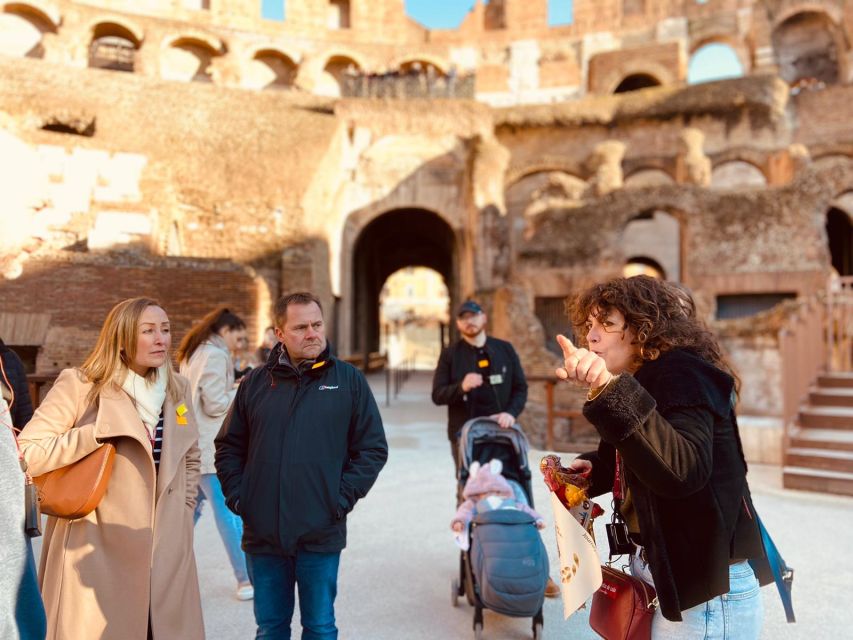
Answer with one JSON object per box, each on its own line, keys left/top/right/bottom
{"left": 568, "top": 275, "right": 739, "bottom": 390}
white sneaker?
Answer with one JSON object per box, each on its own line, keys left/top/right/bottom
{"left": 235, "top": 582, "right": 254, "bottom": 601}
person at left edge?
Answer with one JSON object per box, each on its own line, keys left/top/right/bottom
{"left": 19, "top": 297, "right": 203, "bottom": 640}
{"left": 215, "top": 291, "right": 388, "bottom": 640}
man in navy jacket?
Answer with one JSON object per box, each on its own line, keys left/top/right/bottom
{"left": 215, "top": 292, "right": 387, "bottom": 639}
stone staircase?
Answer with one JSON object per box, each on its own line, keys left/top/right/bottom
{"left": 784, "top": 372, "right": 853, "bottom": 496}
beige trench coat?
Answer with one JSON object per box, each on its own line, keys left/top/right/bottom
{"left": 20, "top": 369, "right": 204, "bottom": 640}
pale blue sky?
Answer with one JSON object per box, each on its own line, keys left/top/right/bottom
{"left": 260, "top": 1, "right": 740, "bottom": 83}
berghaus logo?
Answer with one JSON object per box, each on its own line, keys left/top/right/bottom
{"left": 318, "top": 385, "right": 339, "bottom": 391}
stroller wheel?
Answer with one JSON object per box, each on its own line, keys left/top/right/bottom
{"left": 452, "top": 578, "right": 460, "bottom": 607}
{"left": 532, "top": 621, "right": 543, "bottom": 639}
{"left": 474, "top": 622, "right": 483, "bottom": 639}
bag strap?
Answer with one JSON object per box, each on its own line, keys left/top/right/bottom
{"left": 752, "top": 514, "right": 795, "bottom": 623}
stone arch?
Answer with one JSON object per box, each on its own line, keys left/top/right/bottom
{"left": 396, "top": 56, "right": 448, "bottom": 76}
{"left": 623, "top": 168, "right": 675, "bottom": 188}
{"left": 613, "top": 72, "right": 662, "bottom": 93}
{"left": 710, "top": 160, "right": 768, "bottom": 189}
{"left": 620, "top": 209, "right": 682, "bottom": 282}
{"left": 624, "top": 256, "right": 666, "bottom": 279}
{"left": 246, "top": 48, "right": 298, "bottom": 90}
{"left": 772, "top": 10, "right": 845, "bottom": 86}
{"left": 0, "top": 2, "right": 58, "bottom": 58}
{"left": 317, "top": 53, "right": 362, "bottom": 97}
{"left": 347, "top": 208, "right": 458, "bottom": 355}
{"left": 88, "top": 21, "right": 141, "bottom": 72}
{"left": 1, "top": 1, "right": 59, "bottom": 29}
{"left": 161, "top": 33, "right": 224, "bottom": 83}
{"left": 688, "top": 41, "right": 746, "bottom": 84}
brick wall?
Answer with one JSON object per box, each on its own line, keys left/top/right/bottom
{"left": 0, "top": 255, "right": 265, "bottom": 373}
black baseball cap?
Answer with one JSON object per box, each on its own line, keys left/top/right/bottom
{"left": 456, "top": 300, "right": 483, "bottom": 317}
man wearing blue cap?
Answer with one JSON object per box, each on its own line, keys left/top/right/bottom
{"left": 432, "top": 300, "right": 561, "bottom": 598}
{"left": 431, "top": 299, "right": 528, "bottom": 473}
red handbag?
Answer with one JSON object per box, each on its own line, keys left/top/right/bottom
{"left": 589, "top": 564, "right": 657, "bottom": 640}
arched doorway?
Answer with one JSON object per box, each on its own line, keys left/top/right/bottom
{"left": 772, "top": 11, "right": 842, "bottom": 86}
{"left": 351, "top": 209, "right": 457, "bottom": 356}
{"left": 621, "top": 210, "right": 682, "bottom": 281}
{"left": 613, "top": 73, "right": 661, "bottom": 93}
{"left": 827, "top": 207, "right": 853, "bottom": 275}
{"left": 379, "top": 267, "right": 450, "bottom": 369}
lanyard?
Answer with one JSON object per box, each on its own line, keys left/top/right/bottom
{"left": 613, "top": 452, "right": 624, "bottom": 502}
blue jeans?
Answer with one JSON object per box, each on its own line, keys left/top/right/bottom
{"left": 631, "top": 555, "right": 763, "bottom": 639}
{"left": 247, "top": 550, "right": 341, "bottom": 640}
{"left": 194, "top": 473, "right": 249, "bottom": 584}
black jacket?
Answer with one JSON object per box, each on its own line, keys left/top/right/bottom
{"left": 579, "top": 349, "right": 771, "bottom": 621}
{"left": 214, "top": 343, "right": 388, "bottom": 556}
{"left": 0, "top": 339, "right": 33, "bottom": 428}
{"left": 432, "top": 336, "right": 528, "bottom": 440}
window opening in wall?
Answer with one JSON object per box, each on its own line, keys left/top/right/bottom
{"left": 549, "top": 0, "right": 574, "bottom": 26}
{"left": 614, "top": 73, "right": 660, "bottom": 93}
{"left": 688, "top": 43, "right": 743, "bottom": 84}
{"left": 827, "top": 207, "right": 853, "bottom": 276}
{"left": 261, "top": 0, "right": 285, "bottom": 21}
{"left": 379, "top": 267, "right": 449, "bottom": 370}
{"left": 623, "top": 257, "right": 665, "bottom": 280}
{"left": 7, "top": 346, "right": 37, "bottom": 374}
{"left": 328, "top": 0, "right": 350, "bottom": 29}
{"left": 715, "top": 293, "right": 797, "bottom": 320}
{"left": 535, "top": 297, "right": 571, "bottom": 356}
{"left": 773, "top": 11, "right": 840, "bottom": 88}
{"left": 89, "top": 35, "right": 136, "bottom": 72}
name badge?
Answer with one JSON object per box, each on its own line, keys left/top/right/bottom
{"left": 489, "top": 374, "right": 504, "bottom": 385}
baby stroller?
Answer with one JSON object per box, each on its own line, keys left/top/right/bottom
{"left": 451, "top": 417, "right": 547, "bottom": 639}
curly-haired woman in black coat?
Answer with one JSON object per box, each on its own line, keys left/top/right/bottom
{"left": 557, "top": 275, "right": 771, "bottom": 639}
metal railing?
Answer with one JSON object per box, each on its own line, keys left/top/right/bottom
{"left": 384, "top": 358, "right": 413, "bottom": 407}
{"left": 527, "top": 375, "right": 585, "bottom": 451}
{"left": 827, "top": 275, "right": 853, "bottom": 371}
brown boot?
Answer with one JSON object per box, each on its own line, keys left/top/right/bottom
{"left": 544, "top": 577, "right": 560, "bottom": 598}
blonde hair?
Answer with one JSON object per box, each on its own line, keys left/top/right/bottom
{"left": 80, "top": 297, "right": 179, "bottom": 405}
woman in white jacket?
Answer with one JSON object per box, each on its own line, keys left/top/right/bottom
{"left": 177, "top": 307, "right": 252, "bottom": 601}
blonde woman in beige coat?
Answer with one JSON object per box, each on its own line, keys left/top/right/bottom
{"left": 20, "top": 297, "right": 204, "bottom": 640}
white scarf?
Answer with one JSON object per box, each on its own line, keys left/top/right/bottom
{"left": 120, "top": 365, "right": 168, "bottom": 440}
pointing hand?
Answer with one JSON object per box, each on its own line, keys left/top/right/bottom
{"left": 555, "top": 334, "right": 612, "bottom": 390}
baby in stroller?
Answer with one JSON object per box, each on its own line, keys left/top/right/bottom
{"left": 451, "top": 459, "right": 545, "bottom": 550}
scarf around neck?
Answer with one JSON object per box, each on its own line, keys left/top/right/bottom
{"left": 120, "top": 365, "right": 168, "bottom": 440}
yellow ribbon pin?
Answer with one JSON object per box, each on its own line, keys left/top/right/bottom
{"left": 311, "top": 361, "right": 326, "bottom": 370}
{"left": 176, "top": 403, "right": 188, "bottom": 425}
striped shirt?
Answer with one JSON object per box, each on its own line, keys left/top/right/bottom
{"left": 152, "top": 412, "right": 164, "bottom": 471}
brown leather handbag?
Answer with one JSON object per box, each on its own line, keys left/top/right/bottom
{"left": 589, "top": 564, "right": 657, "bottom": 640}
{"left": 33, "top": 442, "right": 116, "bottom": 519}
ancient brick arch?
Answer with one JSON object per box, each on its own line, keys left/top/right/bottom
{"left": 345, "top": 207, "right": 459, "bottom": 355}
{"left": 623, "top": 167, "right": 676, "bottom": 188}
{"left": 688, "top": 38, "right": 749, "bottom": 83}
{"left": 710, "top": 153, "right": 770, "bottom": 189}
{"left": 395, "top": 56, "right": 449, "bottom": 76}
{"left": 827, "top": 192, "right": 853, "bottom": 275}
{"left": 772, "top": 8, "right": 847, "bottom": 85}
{"left": 0, "top": 1, "right": 59, "bottom": 58}
{"left": 619, "top": 209, "right": 683, "bottom": 282}
{"left": 161, "top": 32, "right": 225, "bottom": 83}
{"left": 88, "top": 19, "right": 143, "bottom": 72}
{"left": 246, "top": 47, "right": 299, "bottom": 90}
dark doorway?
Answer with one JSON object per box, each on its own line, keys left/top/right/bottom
{"left": 614, "top": 73, "right": 661, "bottom": 93}
{"left": 827, "top": 207, "right": 853, "bottom": 275}
{"left": 351, "top": 209, "right": 456, "bottom": 355}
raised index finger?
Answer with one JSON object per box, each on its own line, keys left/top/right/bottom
{"left": 556, "top": 334, "right": 577, "bottom": 359}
